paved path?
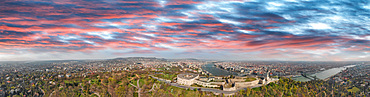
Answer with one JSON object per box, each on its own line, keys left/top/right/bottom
{"left": 143, "top": 83, "right": 157, "bottom": 93}
{"left": 129, "top": 82, "right": 138, "bottom": 88}
{"left": 87, "top": 80, "right": 101, "bottom": 97}
{"left": 91, "top": 91, "right": 101, "bottom": 97}
{"left": 129, "top": 80, "right": 142, "bottom": 97}
{"left": 148, "top": 83, "right": 156, "bottom": 92}
{"left": 137, "top": 80, "right": 141, "bottom": 97}
{"left": 49, "top": 86, "right": 63, "bottom": 97}
{"left": 49, "top": 91, "right": 55, "bottom": 97}
{"left": 39, "top": 86, "right": 45, "bottom": 96}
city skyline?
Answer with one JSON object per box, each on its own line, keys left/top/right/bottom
{"left": 0, "top": 0, "right": 369, "bottom": 61}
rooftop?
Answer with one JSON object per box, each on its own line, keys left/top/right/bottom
{"left": 177, "top": 73, "right": 198, "bottom": 80}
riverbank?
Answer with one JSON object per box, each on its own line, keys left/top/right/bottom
{"left": 292, "top": 65, "right": 356, "bottom": 82}
{"left": 201, "top": 63, "right": 237, "bottom": 76}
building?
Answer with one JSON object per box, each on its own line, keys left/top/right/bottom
{"left": 177, "top": 73, "right": 199, "bottom": 86}
{"left": 176, "top": 72, "right": 277, "bottom": 90}
{"left": 195, "top": 80, "right": 220, "bottom": 88}
{"left": 259, "top": 71, "right": 279, "bottom": 85}
{"left": 177, "top": 73, "right": 221, "bottom": 87}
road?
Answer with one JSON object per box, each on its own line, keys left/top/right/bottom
{"left": 169, "top": 83, "right": 237, "bottom": 94}
{"left": 149, "top": 75, "right": 171, "bottom": 83}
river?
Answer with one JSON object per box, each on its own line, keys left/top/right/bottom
{"left": 291, "top": 65, "right": 356, "bottom": 82}
{"left": 201, "top": 63, "right": 237, "bottom": 76}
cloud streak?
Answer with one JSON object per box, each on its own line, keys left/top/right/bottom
{"left": 0, "top": 0, "right": 369, "bottom": 61}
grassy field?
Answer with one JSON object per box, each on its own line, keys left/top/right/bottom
{"left": 348, "top": 87, "right": 360, "bottom": 93}
{"left": 191, "top": 83, "right": 203, "bottom": 87}
{"left": 154, "top": 74, "right": 176, "bottom": 80}
{"left": 244, "top": 77, "right": 257, "bottom": 82}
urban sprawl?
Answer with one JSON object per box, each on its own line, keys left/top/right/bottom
{"left": 0, "top": 57, "right": 369, "bottom": 97}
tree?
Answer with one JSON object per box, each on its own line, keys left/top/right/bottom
{"left": 115, "top": 85, "right": 126, "bottom": 96}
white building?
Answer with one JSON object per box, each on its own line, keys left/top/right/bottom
{"left": 195, "top": 80, "right": 220, "bottom": 88}
{"left": 177, "top": 73, "right": 199, "bottom": 86}
{"left": 177, "top": 73, "right": 221, "bottom": 88}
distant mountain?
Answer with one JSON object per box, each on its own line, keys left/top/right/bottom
{"left": 168, "top": 58, "right": 203, "bottom": 62}
{"left": 111, "top": 57, "right": 167, "bottom": 62}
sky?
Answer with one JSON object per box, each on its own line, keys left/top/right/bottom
{"left": 0, "top": 0, "right": 369, "bottom": 61}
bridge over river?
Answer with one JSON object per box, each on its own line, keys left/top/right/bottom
{"left": 292, "top": 65, "right": 356, "bottom": 82}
